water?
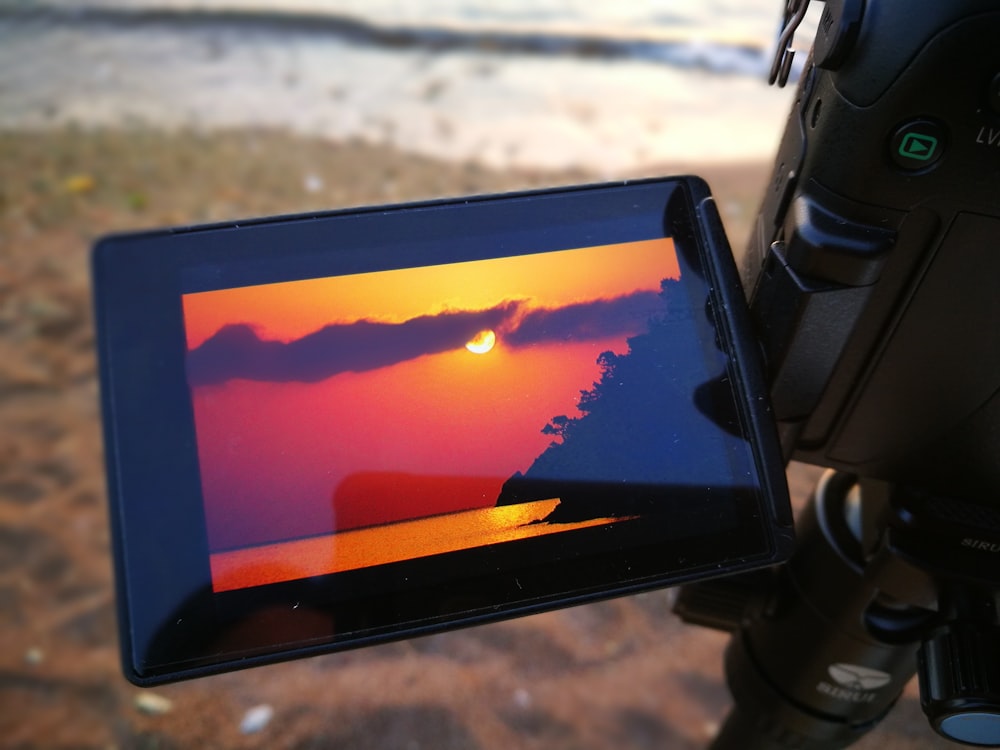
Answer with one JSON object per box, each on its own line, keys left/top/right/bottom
{"left": 210, "top": 498, "right": 613, "bottom": 591}
{"left": 0, "top": 0, "right": 816, "bottom": 172}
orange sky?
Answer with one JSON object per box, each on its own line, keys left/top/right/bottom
{"left": 183, "top": 238, "right": 679, "bottom": 349}
{"left": 184, "top": 238, "right": 679, "bottom": 553}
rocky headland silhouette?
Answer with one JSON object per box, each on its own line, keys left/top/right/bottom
{"left": 496, "top": 277, "right": 738, "bottom": 523}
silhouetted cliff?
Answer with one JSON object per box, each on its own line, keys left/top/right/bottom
{"left": 497, "top": 278, "right": 743, "bottom": 522}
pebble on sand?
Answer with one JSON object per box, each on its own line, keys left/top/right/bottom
{"left": 134, "top": 692, "right": 174, "bottom": 716}
{"left": 240, "top": 704, "right": 275, "bottom": 734}
{"left": 24, "top": 647, "right": 45, "bottom": 666}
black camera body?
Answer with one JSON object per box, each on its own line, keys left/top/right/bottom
{"left": 741, "top": 0, "right": 1000, "bottom": 500}
{"left": 676, "top": 2, "right": 1000, "bottom": 746}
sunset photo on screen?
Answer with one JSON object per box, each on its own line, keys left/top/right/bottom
{"left": 181, "top": 237, "right": 706, "bottom": 592}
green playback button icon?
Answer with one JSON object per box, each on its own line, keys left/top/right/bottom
{"left": 891, "top": 120, "right": 946, "bottom": 170}
{"left": 899, "top": 132, "right": 939, "bottom": 160}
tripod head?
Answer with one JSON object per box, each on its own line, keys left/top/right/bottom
{"left": 678, "top": 0, "right": 1000, "bottom": 746}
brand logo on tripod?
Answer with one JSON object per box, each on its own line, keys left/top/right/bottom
{"left": 815, "top": 663, "right": 892, "bottom": 704}
{"left": 961, "top": 537, "right": 1000, "bottom": 553}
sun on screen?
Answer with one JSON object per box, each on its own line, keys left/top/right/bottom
{"left": 465, "top": 329, "right": 497, "bottom": 354}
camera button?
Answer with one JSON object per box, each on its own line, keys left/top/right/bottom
{"left": 989, "top": 72, "right": 1000, "bottom": 115}
{"left": 889, "top": 119, "right": 946, "bottom": 171}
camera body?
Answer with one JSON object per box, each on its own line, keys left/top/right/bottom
{"left": 740, "top": 0, "right": 1000, "bottom": 501}
{"left": 675, "top": 4, "right": 1000, "bottom": 745}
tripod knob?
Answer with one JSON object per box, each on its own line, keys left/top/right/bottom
{"left": 918, "top": 623, "right": 1000, "bottom": 746}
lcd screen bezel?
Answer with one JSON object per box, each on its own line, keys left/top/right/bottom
{"left": 93, "top": 177, "right": 791, "bottom": 685}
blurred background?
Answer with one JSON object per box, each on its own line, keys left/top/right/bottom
{"left": 0, "top": 1, "right": 950, "bottom": 747}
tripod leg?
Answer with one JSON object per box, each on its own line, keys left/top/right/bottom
{"left": 707, "top": 472, "right": 921, "bottom": 749}
{"left": 709, "top": 629, "right": 894, "bottom": 750}
{"left": 709, "top": 703, "right": 864, "bottom": 750}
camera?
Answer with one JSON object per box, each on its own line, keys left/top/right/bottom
{"left": 674, "top": 1, "right": 1000, "bottom": 747}
{"left": 92, "top": 0, "right": 1000, "bottom": 746}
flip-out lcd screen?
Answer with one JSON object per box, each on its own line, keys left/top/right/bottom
{"left": 186, "top": 238, "right": 735, "bottom": 591}
{"left": 93, "top": 178, "right": 791, "bottom": 684}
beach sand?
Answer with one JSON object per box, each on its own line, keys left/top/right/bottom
{"left": 0, "top": 128, "right": 948, "bottom": 748}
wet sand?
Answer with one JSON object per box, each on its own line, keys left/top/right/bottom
{"left": 0, "top": 128, "right": 949, "bottom": 748}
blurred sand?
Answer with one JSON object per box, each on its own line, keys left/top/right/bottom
{"left": 0, "top": 129, "right": 951, "bottom": 748}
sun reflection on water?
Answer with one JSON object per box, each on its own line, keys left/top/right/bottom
{"left": 211, "top": 499, "right": 616, "bottom": 592}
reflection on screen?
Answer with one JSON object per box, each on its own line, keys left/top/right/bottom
{"left": 182, "top": 237, "right": 742, "bottom": 592}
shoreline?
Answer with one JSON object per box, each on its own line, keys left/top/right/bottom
{"left": 14, "top": 0, "right": 784, "bottom": 52}
{"left": 3, "top": 3, "right": 771, "bottom": 62}
{"left": 0, "top": 10, "right": 797, "bottom": 173}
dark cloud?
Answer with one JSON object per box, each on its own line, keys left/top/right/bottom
{"left": 187, "top": 301, "right": 519, "bottom": 386}
{"left": 187, "top": 289, "right": 664, "bottom": 386}
{"left": 504, "top": 290, "right": 663, "bottom": 346}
